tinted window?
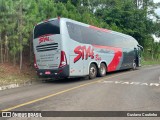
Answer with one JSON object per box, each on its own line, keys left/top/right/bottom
{"left": 81, "top": 27, "right": 98, "bottom": 44}
{"left": 124, "top": 38, "right": 138, "bottom": 48}
{"left": 34, "top": 20, "right": 60, "bottom": 39}
{"left": 66, "top": 22, "right": 82, "bottom": 43}
{"left": 96, "top": 32, "right": 125, "bottom": 47}
{"left": 81, "top": 26, "right": 125, "bottom": 48}
{"left": 66, "top": 22, "right": 136, "bottom": 48}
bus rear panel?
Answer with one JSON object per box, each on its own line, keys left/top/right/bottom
{"left": 33, "top": 19, "right": 69, "bottom": 78}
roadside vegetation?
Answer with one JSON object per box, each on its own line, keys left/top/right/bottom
{"left": 142, "top": 60, "right": 160, "bottom": 65}
{"left": 0, "top": 63, "right": 36, "bottom": 86}
{"left": 0, "top": 0, "right": 160, "bottom": 85}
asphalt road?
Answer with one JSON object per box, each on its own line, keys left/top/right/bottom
{"left": 0, "top": 65, "right": 160, "bottom": 119}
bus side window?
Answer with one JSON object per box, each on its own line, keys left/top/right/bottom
{"left": 81, "top": 27, "right": 98, "bottom": 45}
{"left": 66, "top": 22, "right": 82, "bottom": 43}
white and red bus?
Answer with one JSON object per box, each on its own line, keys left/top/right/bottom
{"left": 33, "top": 18, "right": 143, "bottom": 79}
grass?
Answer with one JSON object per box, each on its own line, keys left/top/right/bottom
{"left": 142, "top": 52, "right": 160, "bottom": 66}
{"left": 0, "top": 63, "right": 37, "bottom": 86}
{"left": 0, "top": 74, "right": 37, "bottom": 86}
{"left": 141, "top": 59, "right": 160, "bottom": 66}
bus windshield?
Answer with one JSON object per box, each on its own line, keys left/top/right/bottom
{"left": 34, "top": 20, "right": 60, "bottom": 39}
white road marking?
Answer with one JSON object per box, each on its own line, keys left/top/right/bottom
{"left": 130, "top": 82, "right": 141, "bottom": 85}
{"left": 0, "top": 84, "right": 19, "bottom": 91}
{"left": 150, "top": 83, "right": 160, "bottom": 87}
{"left": 100, "top": 80, "right": 160, "bottom": 87}
{"left": 140, "top": 83, "right": 148, "bottom": 86}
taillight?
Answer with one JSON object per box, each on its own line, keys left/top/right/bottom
{"left": 59, "top": 51, "right": 67, "bottom": 68}
{"left": 34, "top": 54, "right": 38, "bottom": 69}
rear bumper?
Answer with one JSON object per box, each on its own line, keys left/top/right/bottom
{"left": 36, "top": 65, "right": 69, "bottom": 78}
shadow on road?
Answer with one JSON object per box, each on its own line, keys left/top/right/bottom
{"left": 41, "top": 69, "right": 132, "bottom": 84}
{"left": 42, "top": 77, "right": 87, "bottom": 84}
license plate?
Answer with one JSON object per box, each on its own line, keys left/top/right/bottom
{"left": 45, "top": 71, "right": 51, "bottom": 75}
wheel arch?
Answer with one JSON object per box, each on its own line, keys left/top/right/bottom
{"left": 99, "top": 61, "right": 108, "bottom": 72}
{"left": 90, "top": 62, "right": 98, "bottom": 70}
{"left": 88, "top": 62, "right": 98, "bottom": 79}
{"left": 87, "top": 61, "right": 98, "bottom": 74}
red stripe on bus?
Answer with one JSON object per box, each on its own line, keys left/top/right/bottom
{"left": 89, "top": 26, "right": 110, "bottom": 32}
{"left": 93, "top": 45, "right": 122, "bottom": 72}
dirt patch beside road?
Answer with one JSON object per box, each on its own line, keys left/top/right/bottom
{"left": 0, "top": 63, "right": 37, "bottom": 86}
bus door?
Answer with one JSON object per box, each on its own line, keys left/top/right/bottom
{"left": 136, "top": 45, "right": 143, "bottom": 67}
{"left": 134, "top": 47, "right": 141, "bottom": 67}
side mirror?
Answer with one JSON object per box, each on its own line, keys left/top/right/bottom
{"left": 137, "top": 44, "right": 143, "bottom": 51}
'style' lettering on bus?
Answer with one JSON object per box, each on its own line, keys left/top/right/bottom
{"left": 95, "top": 54, "right": 102, "bottom": 61}
{"left": 39, "top": 35, "right": 53, "bottom": 44}
{"left": 74, "top": 46, "right": 94, "bottom": 63}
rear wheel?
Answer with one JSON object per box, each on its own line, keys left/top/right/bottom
{"left": 98, "top": 63, "right": 106, "bottom": 77}
{"left": 89, "top": 64, "right": 97, "bottom": 79}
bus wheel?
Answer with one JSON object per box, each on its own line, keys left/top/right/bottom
{"left": 98, "top": 63, "right": 106, "bottom": 77}
{"left": 132, "top": 61, "right": 137, "bottom": 70}
{"left": 89, "top": 64, "right": 97, "bottom": 79}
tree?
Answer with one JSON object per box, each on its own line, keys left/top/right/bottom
{"left": 0, "top": 0, "right": 159, "bottom": 69}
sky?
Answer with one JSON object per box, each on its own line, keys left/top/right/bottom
{"left": 152, "top": 35, "right": 160, "bottom": 42}
{"left": 155, "top": 8, "right": 160, "bottom": 16}
{"left": 154, "top": 0, "right": 160, "bottom": 16}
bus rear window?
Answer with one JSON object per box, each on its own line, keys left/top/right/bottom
{"left": 34, "top": 20, "right": 60, "bottom": 39}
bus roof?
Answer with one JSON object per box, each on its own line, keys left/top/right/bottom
{"left": 36, "top": 17, "right": 136, "bottom": 41}
{"left": 60, "top": 18, "right": 136, "bottom": 41}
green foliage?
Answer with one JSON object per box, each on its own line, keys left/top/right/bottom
{"left": 0, "top": 0, "right": 159, "bottom": 67}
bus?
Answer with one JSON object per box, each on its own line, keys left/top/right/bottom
{"left": 33, "top": 17, "right": 143, "bottom": 79}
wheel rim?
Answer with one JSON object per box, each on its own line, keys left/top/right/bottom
{"left": 90, "top": 67, "right": 96, "bottom": 77}
{"left": 101, "top": 66, "right": 106, "bottom": 75}
{"left": 133, "top": 62, "right": 136, "bottom": 69}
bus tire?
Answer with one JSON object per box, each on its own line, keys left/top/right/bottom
{"left": 132, "top": 61, "right": 137, "bottom": 70}
{"left": 98, "top": 63, "right": 106, "bottom": 77}
{"left": 89, "top": 63, "right": 97, "bottom": 79}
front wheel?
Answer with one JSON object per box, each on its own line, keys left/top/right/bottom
{"left": 98, "top": 63, "right": 106, "bottom": 77}
{"left": 89, "top": 64, "right": 97, "bottom": 79}
{"left": 132, "top": 61, "right": 137, "bottom": 70}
